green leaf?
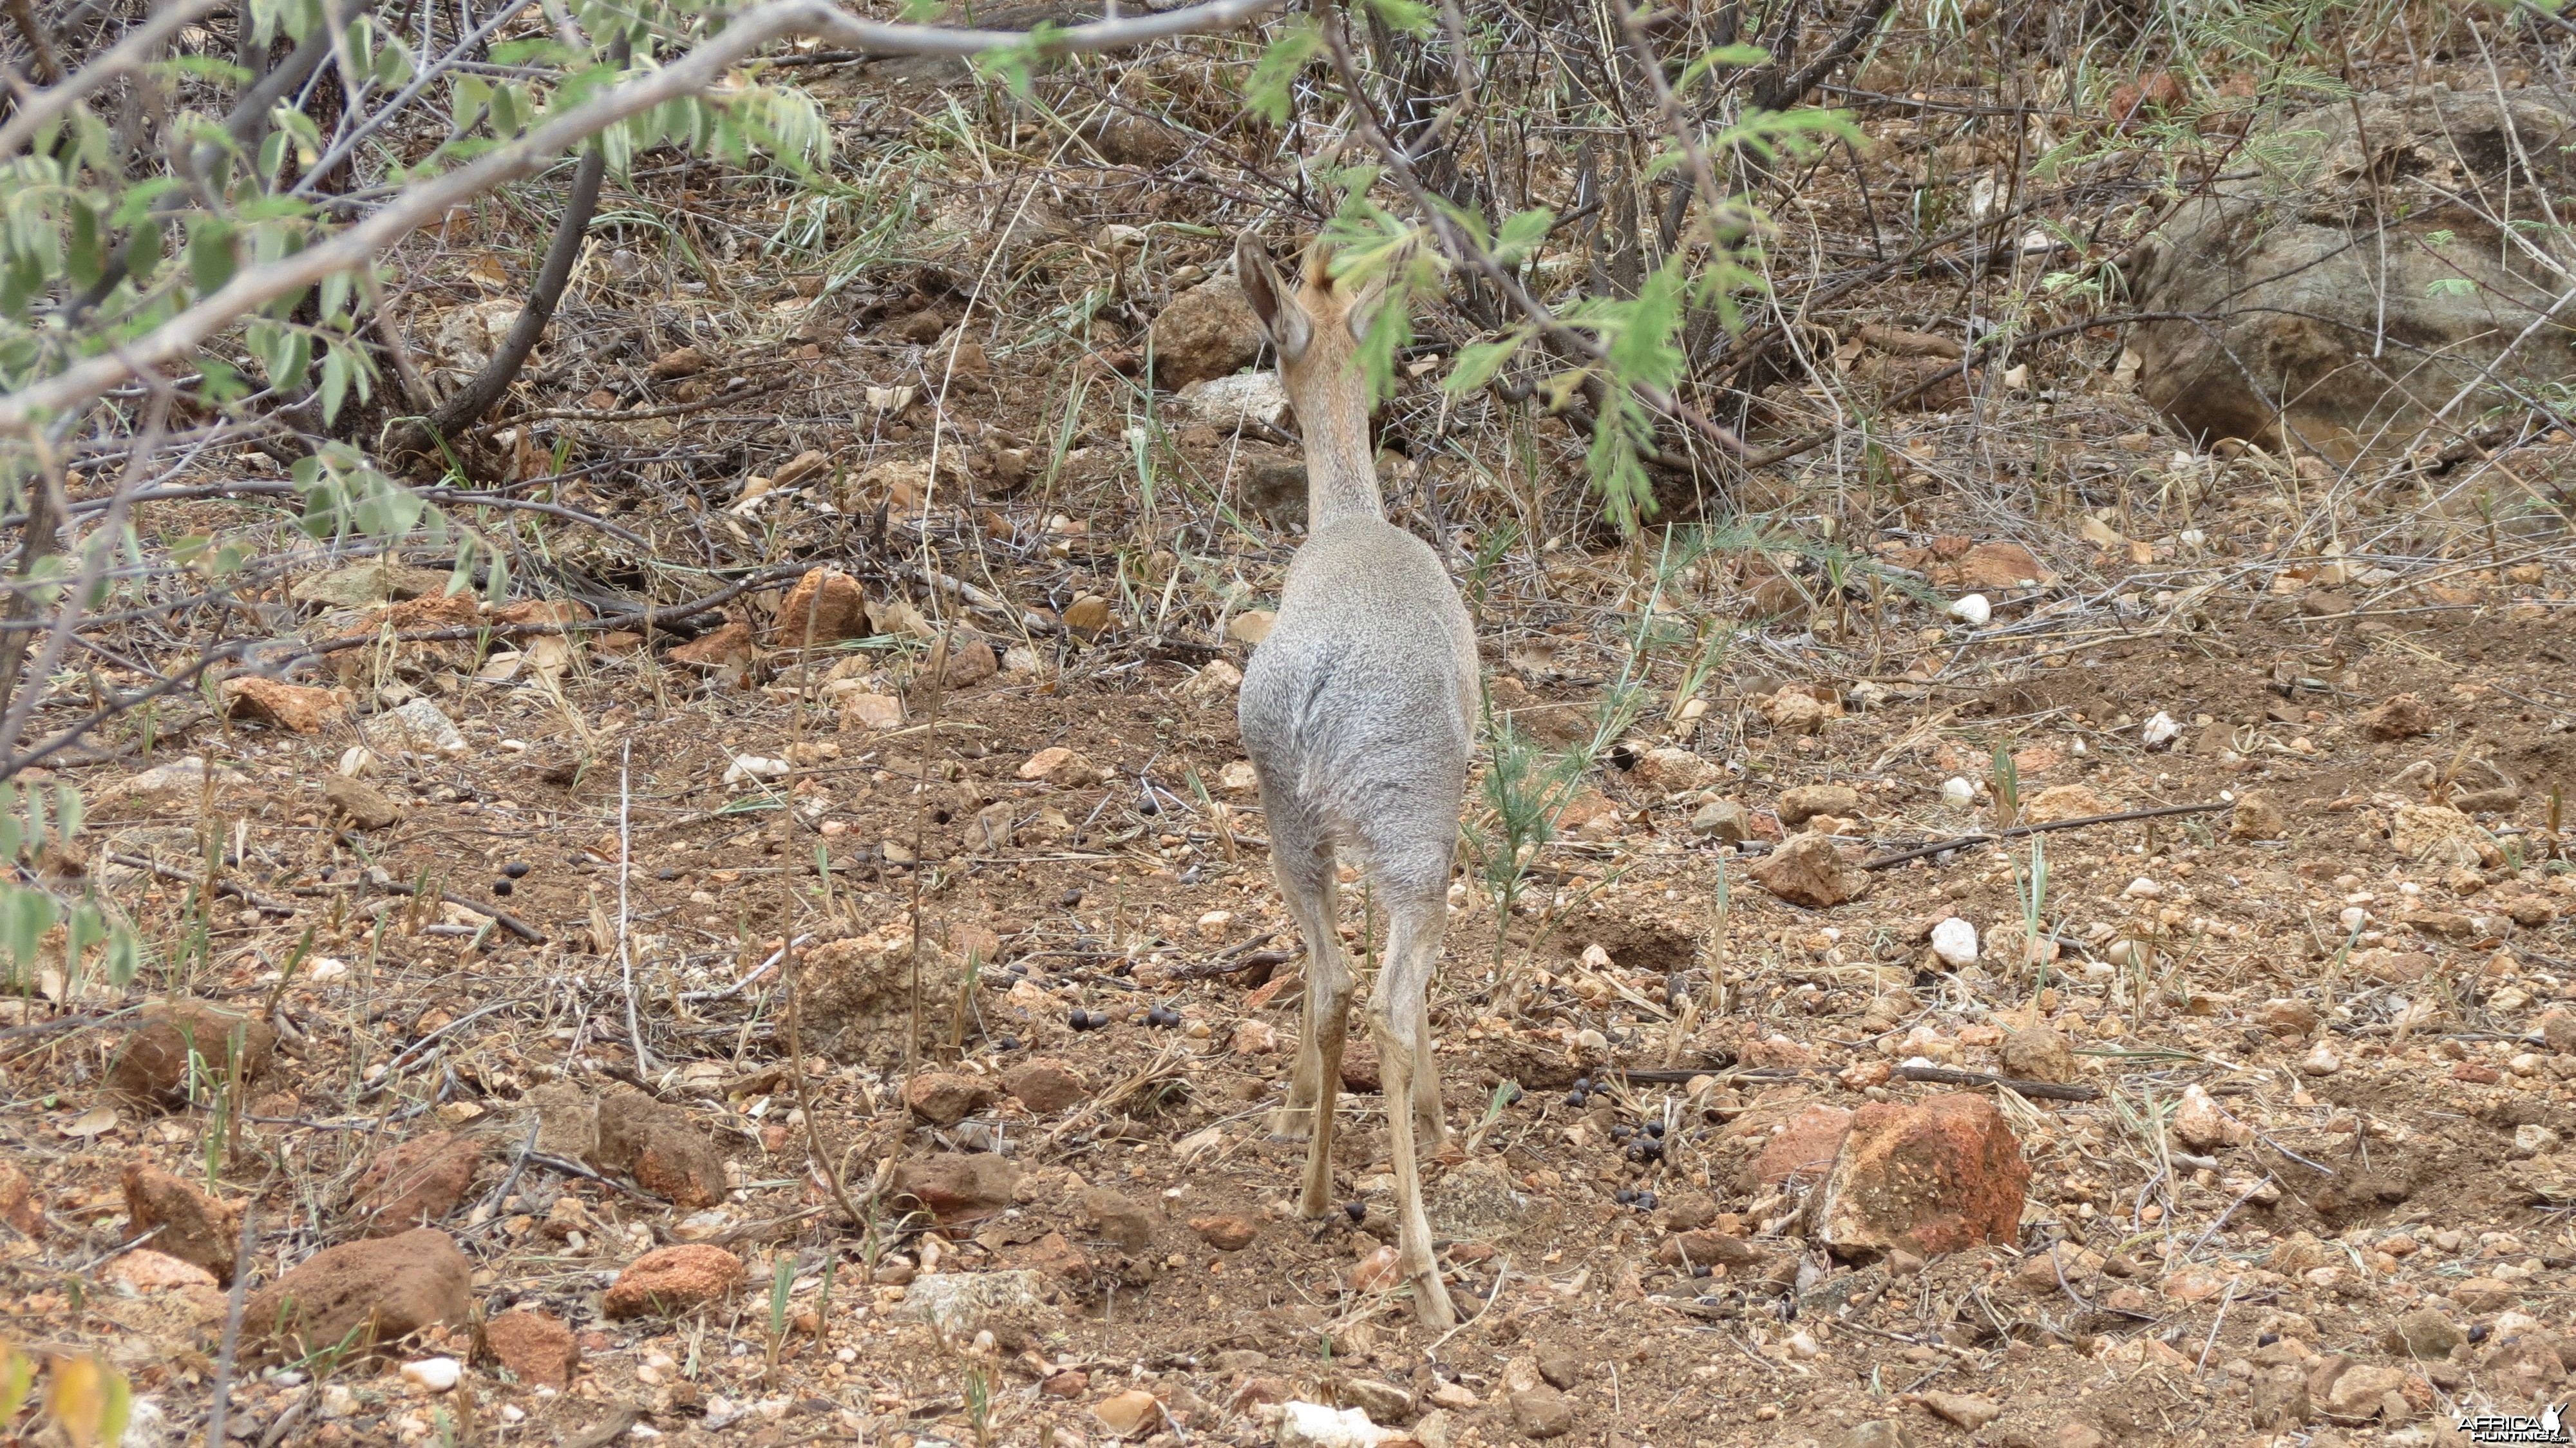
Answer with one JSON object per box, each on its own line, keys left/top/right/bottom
{"left": 1446, "top": 334, "right": 1526, "bottom": 393}
{"left": 188, "top": 219, "right": 237, "bottom": 294}
{"left": 1246, "top": 17, "right": 1325, "bottom": 124}
{"left": 54, "top": 783, "right": 80, "bottom": 840}
{"left": 65, "top": 203, "right": 102, "bottom": 289}
{"left": 1358, "top": 0, "right": 1434, "bottom": 32}
{"left": 320, "top": 346, "right": 351, "bottom": 426}
{"left": 452, "top": 75, "right": 493, "bottom": 133}
{"left": 1493, "top": 207, "right": 1555, "bottom": 265}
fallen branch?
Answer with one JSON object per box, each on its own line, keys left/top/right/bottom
{"left": 1895, "top": 1063, "right": 2102, "bottom": 1102}
{"left": 1861, "top": 801, "right": 2233, "bottom": 871}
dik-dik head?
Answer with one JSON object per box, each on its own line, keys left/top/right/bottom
{"left": 1235, "top": 236, "right": 1392, "bottom": 462}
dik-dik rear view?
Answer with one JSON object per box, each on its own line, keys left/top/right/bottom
{"left": 1233, "top": 236, "right": 1477, "bottom": 1328}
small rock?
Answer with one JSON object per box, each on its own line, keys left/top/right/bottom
{"left": 1656, "top": 1230, "right": 1759, "bottom": 1271}
{"left": 484, "top": 1308, "right": 578, "bottom": 1388}
{"left": 773, "top": 570, "right": 872, "bottom": 645}
{"left": 1003, "top": 1059, "right": 1090, "bottom": 1114}
{"left": 1226, "top": 609, "right": 1277, "bottom": 646}
{"left": 2172, "top": 1085, "right": 2245, "bottom": 1151}
{"left": 1190, "top": 1214, "right": 1260, "bottom": 1251}
{"left": 594, "top": 1089, "right": 730, "bottom": 1209}
{"left": 905, "top": 1072, "right": 996, "bottom": 1127}
{"left": 603, "top": 1244, "right": 743, "bottom": 1318}
{"left": 1232, "top": 1018, "right": 1280, "bottom": 1054}
{"left": 893, "top": 1154, "right": 1020, "bottom": 1224}
{"left": 1019, "top": 747, "right": 1104, "bottom": 788}
{"left": 399, "top": 1357, "right": 461, "bottom": 1392}
{"left": 1929, "top": 917, "right": 1979, "bottom": 969}
{"left": 366, "top": 698, "right": 469, "bottom": 756}
{"left": 1507, "top": 1385, "right": 1576, "bottom": 1439}
{"left": 1920, "top": 1391, "right": 2003, "bottom": 1430}
{"left": 323, "top": 774, "right": 404, "bottom": 830}
{"left": 841, "top": 692, "right": 904, "bottom": 730}
{"left": 245, "top": 1228, "right": 473, "bottom": 1354}
{"left": 2020, "top": 784, "right": 2107, "bottom": 825}
{"left": 1949, "top": 593, "right": 1993, "bottom": 627}
{"left": 1815, "top": 1092, "right": 2030, "bottom": 1259}
{"left": 349, "top": 1131, "right": 487, "bottom": 1237}
{"left": 1349, "top": 1244, "right": 1404, "bottom": 1291}
{"left": 106, "top": 1248, "right": 218, "bottom": 1291}
{"left": 1093, "top": 1387, "right": 1165, "bottom": 1436}
{"left": 1083, "top": 1186, "right": 1160, "bottom": 1252}
{"left": 2360, "top": 695, "right": 2435, "bottom": 741}
{"left": 651, "top": 345, "right": 711, "bottom": 379}
{"left": 1777, "top": 784, "right": 1862, "bottom": 826}
{"left": 1838, "top": 1422, "right": 1913, "bottom": 1448}
{"left": 899, "top": 1269, "right": 1054, "bottom": 1336}
{"left": 2298, "top": 1043, "right": 2342, "bottom": 1076}
{"left": 2380, "top": 1307, "right": 2463, "bottom": 1360}
{"left": 1747, "top": 834, "right": 1871, "bottom": 908}
{"left": 1634, "top": 746, "right": 1719, "bottom": 792}
{"left": 2052, "top": 1425, "right": 2107, "bottom": 1448}
{"left": 668, "top": 619, "right": 754, "bottom": 672}
{"left": 1340, "top": 1377, "right": 1416, "bottom": 1422}
{"left": 1998, "top": 1027, "right": 2076, "bottom": 1083}
{"left": 2249, "top": 1370, "right": 2311, "bottom": 1427}
{"left": 2513, "top": 1123, "right": 2561, "bottom": 1158}
{"left": 0, "top": 1158, "right": 41, "bottom": 1237}
{"left": 122, "top": 1161, "right": 243, "bottom": 1283}
{"left": 109, "top": 1000, "right": 275, "bottom": 1107}
{"left": 2453, "top": 1277, "right": 2519, "bottom": 1312}
{"left": 524, "top": 1082, "right": 597, "bottom": 1160}
{"left": 2230, "top": 790, "right": 2287, "bottom": 841}
{"left": 1148, "top": 276, "right": 1263, "bottom": 390}
{"left": 940, "top": 634, "right": 999, "bottom": 689}
{"left": 1278, "top": 1400, "right": 1394, "bottom": 1448}
{"left": 1689, "top": 799, "right": 1753, "bottom": 841}
{"left": 1535, "top": 1353, "right": 1584, "bottom": 1390}
{"left": 2318, "top": 1360, "right": 2409, "bottom": 1421}
{"left": 221, "top": 677, "right": 343, "bottom": 733}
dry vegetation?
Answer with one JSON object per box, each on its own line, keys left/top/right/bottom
{"left": 11, "top": 1, "right": 2576, "bottom": 1447}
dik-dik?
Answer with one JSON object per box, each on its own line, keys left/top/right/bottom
{"left": 1233, "top": 236, "right": 1477, "bottom": 1328}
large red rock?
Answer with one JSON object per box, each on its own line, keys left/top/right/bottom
{"left": 484, "top": 1308, "right": 580, "bottom": 1387}
{"left": 0, "top": 1157, "right": 41, "bottom": 1236}
{"left": 904, "top": 1072, "right": 994, "bottom": 1127}
{"left": 1815, "top": 1092, "right": 2029, "bottom": 1259}
{"left": 773, "top": 570, "right": 872, "bottom": 645}
{"left": 603, "top": 1244, "right": 742, "bottom": 1319}
{"left": 1741, "top": 1105, "right": 1853, "bottom": 1193}
{"left": 123, "top": 1162, "right": 244, "bottom": 1283}
{"left": 245, "top": 1228, "right": 473, "bottom": 1355}
{"left": 891, "top": 1154, "right": 1019, "bottom": 1224}
{"left": 350, "top": 1131, "right": 488, "bottom": 1236}
{"left": 109, "top": 1001, "right": 275, "bottom": 1107}
{"left": 1001, "top": 1059, "right": 1089, "bottom": 1115}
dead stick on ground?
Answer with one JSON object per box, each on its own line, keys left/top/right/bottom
{"left": 1895, "top": 1063, "right": 2101, "bottom": 1101}
{"left": 785, "top": 951, "right": 867, "bottom": 1230}
{"left": 1861, "top": 801, "right": 2234, "bottom": 871}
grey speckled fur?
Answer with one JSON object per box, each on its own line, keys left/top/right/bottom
{"left": 1233, "top": 235, "right": 1475, "bottom": 1328}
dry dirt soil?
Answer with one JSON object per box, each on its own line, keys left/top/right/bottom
{"left": 14, "top": 43, "right": 2576, "bottom": 1448}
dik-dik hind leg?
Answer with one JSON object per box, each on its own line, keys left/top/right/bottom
{"left": 1372, "top": 893, "right": 1459, "bottom": 1329}
{"left": 1410, "top": 996, "right": 1446, "bottom": 1149}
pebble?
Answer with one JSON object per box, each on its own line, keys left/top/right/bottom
{"left": 2298, "top": 1043, "right": 2342, "bottom": 1076}
{"left": 400, "top": 1358, "right": 461, "bottom": 1392}
{"left": 1930, "top": 917, "right": 1980, "bottom": 968}
{"left": 1949, "top": 593, "right": 1992, "bottom": 627}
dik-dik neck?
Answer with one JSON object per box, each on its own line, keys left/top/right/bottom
{"left": 1291, "top": 372, "right": 1385, "bottom": 529}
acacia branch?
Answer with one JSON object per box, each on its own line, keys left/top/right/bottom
{"left": 0, "top": 0, "right": 223, "bottom": 158}
{"left": 0, "top": 0, "right": 1290, "bottom": 433}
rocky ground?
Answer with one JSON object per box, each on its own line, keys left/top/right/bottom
{"left": 10, "top": 12, "right": 2576, "bottom": 1448}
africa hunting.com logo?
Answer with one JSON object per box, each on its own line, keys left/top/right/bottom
{"left": 2463, "top": 1404, "right": 2569, "bottom": 1443}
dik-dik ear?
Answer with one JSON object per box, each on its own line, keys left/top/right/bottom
{"left": 1235, "top": 235, "right": 1312, "bottom": 362}
{"left": 1341, "top": 243, "right": 1414, "bottom": 344}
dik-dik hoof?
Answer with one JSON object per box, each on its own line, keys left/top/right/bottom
{"left": 1412, "top": 1273, "right": 1459, "bottom": 1329}
{"left": 1266, "top": 1107, "right": 1316, "bottom": 1141}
